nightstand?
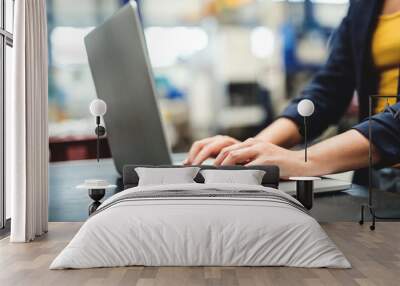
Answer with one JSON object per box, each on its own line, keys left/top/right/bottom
{"left": 77, "top": 179, "right": 116, "bottom": 215}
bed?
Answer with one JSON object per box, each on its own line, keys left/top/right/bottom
{"left": 50, "top": 165, "right": 350, "bottom": 269}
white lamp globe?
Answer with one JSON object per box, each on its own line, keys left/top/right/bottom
{"left": 90, "top": 99, "right": 107, "bottom": 116}
{"left": 297, "top": 99, "right": 315, "bottom": 117}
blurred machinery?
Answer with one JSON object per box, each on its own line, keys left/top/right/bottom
{"left": 282, "top": 0, "right": 333, "bottom": 98}
{"left": 47, "top": 0, "right": 348, "bottom": 161}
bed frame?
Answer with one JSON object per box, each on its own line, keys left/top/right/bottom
{"left": 123, "top": 165, "right": 280, "bottom": 189}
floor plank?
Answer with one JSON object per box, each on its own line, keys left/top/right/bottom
{"left": 0, "top": 222, "right": 399, "bottom": 286}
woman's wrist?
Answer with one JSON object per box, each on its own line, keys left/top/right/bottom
{"left": 293, "top": 150, "right": 322, "bottom": 177}
{"left": 256, "top": 118, "right": 302, "bottom": 148}
{"left": 298, "top": 130, "right": 378, "bottom": 176}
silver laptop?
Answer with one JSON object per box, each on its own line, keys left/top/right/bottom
{"left": 84, "top": 2, "right": 351, "bottom": 193}
{"left": 279, "top": 178, "right": 351, "bottom": 195}
{"left": 85, "top": 2, "right": 172, "bottom": 174}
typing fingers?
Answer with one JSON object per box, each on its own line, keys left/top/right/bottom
{"left": 192, "top": 138, "right": 238, "bottom": 165}
{"left": 220, "top": 147, "right": 258, "bottom": 166}
{"left": 214, "top": 138, "right": 257, "bottom": 165}
{"left": 185, "top": 137, "right": 214, "bottom": 165}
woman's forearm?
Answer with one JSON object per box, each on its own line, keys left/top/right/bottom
{"left": 255, "top": 118, "right": 303, "bottom": 148}
{"left": 305, "top": 129, "right": 381, "bottom": 176}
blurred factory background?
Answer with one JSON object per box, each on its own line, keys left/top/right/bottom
{"left": 48, "top": 0, "right": 354, "bottom": 162}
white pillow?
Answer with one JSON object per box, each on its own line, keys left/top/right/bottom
{"left": 200, "top": 169, "right": 266, "bottom": 185}
{"left": 135, "top": 167, "right": 200, "bottom": 186}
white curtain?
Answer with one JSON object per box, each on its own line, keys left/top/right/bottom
{"left": 7, "top": 0, "right": 49, "bottom": 242}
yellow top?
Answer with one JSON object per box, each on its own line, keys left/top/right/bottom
{"left": 372, "top": 10, "right": 400, "bottom": 112}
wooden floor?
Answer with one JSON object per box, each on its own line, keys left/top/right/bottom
{"left": 0, "top": 222, "right": 399, "bottom": 286}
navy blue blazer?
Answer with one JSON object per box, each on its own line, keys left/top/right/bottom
{"left": 281, "top": 0, "right": 400, "bottom": 165}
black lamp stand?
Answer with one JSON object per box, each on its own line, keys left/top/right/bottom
{"left": 88, "top": 189, "right": 106, "bottom": 215}
{"left": 94, "top": 116, "right": 106, "bottom": 162}
{"left": 294, "top": 115, "right": 314, "bottom": 210}
{"left": 87, "top": 116, "right": 106, "bottom": 215}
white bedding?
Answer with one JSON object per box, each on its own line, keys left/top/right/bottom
{"left": 50, "top": 183, "right": 350, "bottom": 269}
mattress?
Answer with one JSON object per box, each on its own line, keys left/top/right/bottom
{"left": 50, "top": 183, "right": 350, "bottom": 269}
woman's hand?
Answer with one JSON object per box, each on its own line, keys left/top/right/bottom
{"left": 184, "top": 135, "right": 240, "bottom": 165}
{"left": 186, "top": 130, "right": 381, "bottom": 178}
{"left": 214, "top": 138, "right": 312, "bottom": 179}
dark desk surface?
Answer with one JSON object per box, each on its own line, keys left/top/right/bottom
{"left": 49, "top": 159, "right": 400, "bottom": 222}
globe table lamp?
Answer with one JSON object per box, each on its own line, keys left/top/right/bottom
{"left": 289, "top": 99, "right": 320, "bottom": 210}
{"left": 77, "top": 99, "right": 115, "bottom": 215}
